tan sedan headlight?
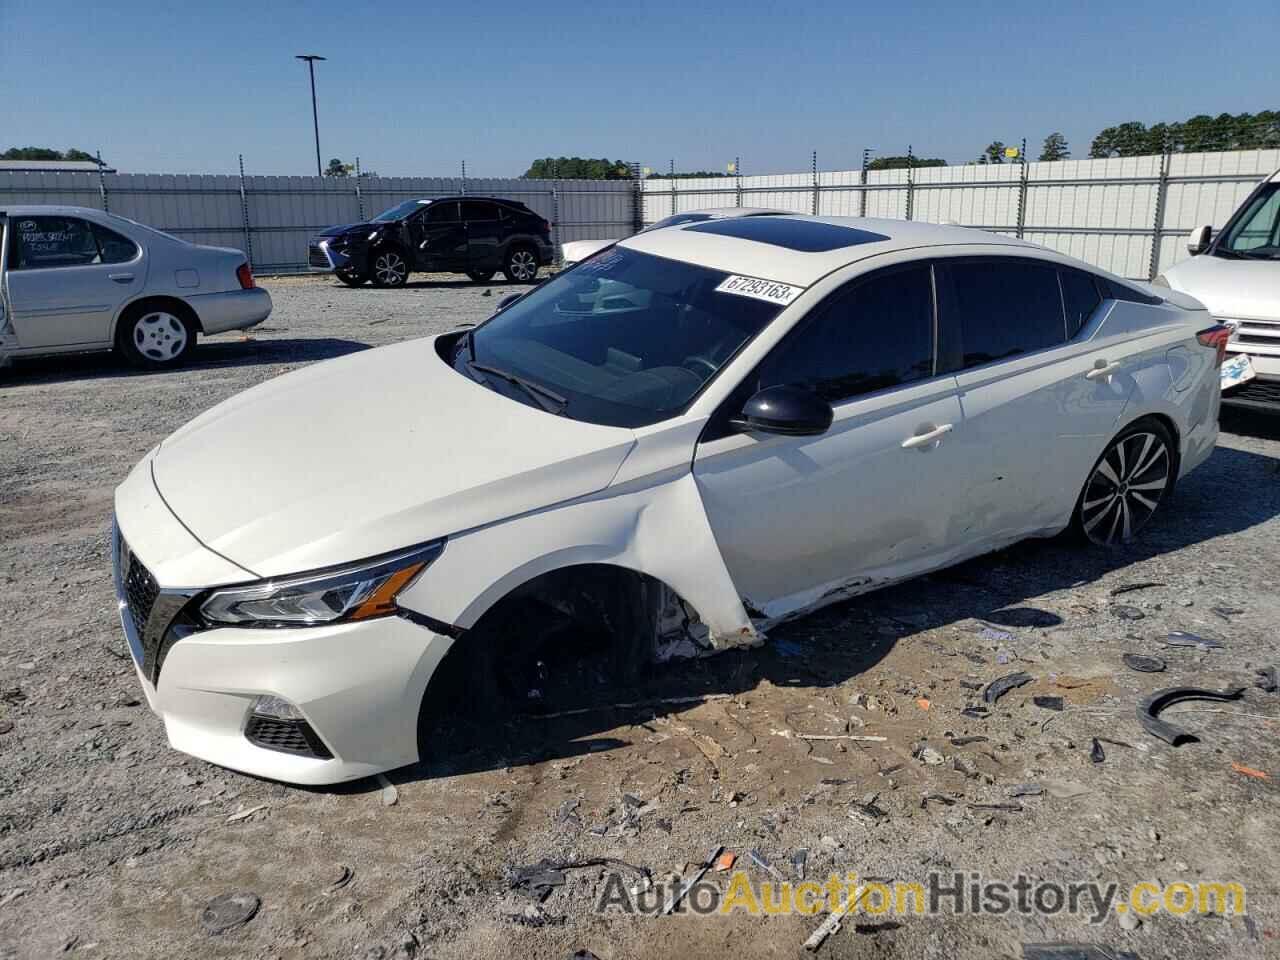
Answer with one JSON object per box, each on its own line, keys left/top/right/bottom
{"left": 199, "top": 541, "right": 443, "bottom": 627}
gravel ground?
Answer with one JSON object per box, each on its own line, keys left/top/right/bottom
{"left": 2, "top": 275, "right": 1279, "bottom": 960}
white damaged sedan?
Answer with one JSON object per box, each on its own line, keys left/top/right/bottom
{"left": 113, "top": 216, "right": 1226, "bottom": 784}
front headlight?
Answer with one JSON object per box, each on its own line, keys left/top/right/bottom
{"left": 366, "top": 229, "right": 380, "bottom": 242}
{"left": 1152, "top": 274, "right": 1171, "bottom": 288}
{"left": 199, "top": 541, "right": 443, "bottom": 628}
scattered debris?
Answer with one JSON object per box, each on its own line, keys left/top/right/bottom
{"left": 984, "top": 671, "right": 1033, "bottom": 704}
{"left": 1165, "top": 630, "right": 1224, "bottom": 650}
{"left": 1118, "top": 910, "right": 1141, "bottom": 932}
{"left": 1022, "top": 944, "right": 1138, "bottom": 960}
{"left": 1009, "top": 784, "right": 1043, "bottom": 798}
{"left": 1111, "top": 605, "right": 1145, "bottom": 621}
{"left": 1110, "top": 581, "right": 1165, "bottom": 596}
{"left": 713, "top": 851, "right": 737, "bottom": 872}
{"left": 1254, "top": 667, "right": 1278, "bottom": 693}
{"left": 915, "top": 746, "right": 945, "bottom": 765}
{"left": 1090, "top": 739, "right": 1106, "bottom": 764}
{"left": 328, "top": 865, "right": 354, "bottom": 892}
{"left": 508, "top": 903, "right": 565, "bottom": 927}
{"left": 1123, "top": 653, "right": 1166, "bottom": 673}
{"left": 949, "top": 735, "right": 988, "bottom": 746}
{"left": 848, "top": 801, "right": 889, "bottom": 825}
{"left": 1137, "top": 685, "right": 1247, "bottom": 745}
{"left": 791, "top": 848, "right": 808, "bottom": 881}
{"left": 1033, "top": 696, "right": 1064, "bottom": 712}
{"left": 377, "top": 774, "right": 399, "bottom": 806}
{"left": 512, "top": 857, "right": 649, "bottom": 903}
{"left": 225, "top": 804, "right": 268, "bottom": 824}
{"left": 1210, "top": 606, "right": 1244, "bottom": 621}
{"left": 663, "top": 846, "right": 721, "bottom": 915}
{"left": 789, "top": 732, "right": 887, "bottom": 743}
{"left": 748, "top": 849, "right": 785, "bottom": 881}
{"left": 803, "top": 882, "right": 876, "bottom": 952}
{"left": 921, "top": 793, "right": 957, "bottom": 808}
{"left": 1231, "top": 762, "right": 1268, "bottom": 780}
{"left": 200, "top": 892, "right": 260, "bottom": 935}
{"left": 968, "top": 802, "right": 1022, "bottom": 812}
{"left": 916, "top": 698, "right": 931, "bottom": 711}
{"left": 961, "top": 706, "right": 989, "bottom": 719}
{"left": 981, "top": 626, "right": 1014, "bottom": 642}
{"left": 528, "top": 693, "right": 734, "bottom": 720}
{"left": 0, "top": 720, "right": 11, "bottom": 735}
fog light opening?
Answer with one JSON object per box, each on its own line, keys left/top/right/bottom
{"left": 251, "top": 694, "right": 305, "bottom": 721}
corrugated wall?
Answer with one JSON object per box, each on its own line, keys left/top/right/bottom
{"left": 1, "top": 148, "right": 1275, "bottom": 278}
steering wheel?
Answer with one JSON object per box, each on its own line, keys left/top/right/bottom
{"left": 682, "top": 355, "right": 719, "bottom": 379}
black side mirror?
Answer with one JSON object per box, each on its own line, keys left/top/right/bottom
{"left": 496, "top": 293, "right": 522, "bottom": 312}
{"left": 729, "top": 385, "right": 833, "bottom": 437}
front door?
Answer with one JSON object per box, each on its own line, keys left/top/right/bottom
{"left": 692, "top": 262, "right": 970, "bottom": 621}
{"left": 410, "top": 201, "right": 466, "bottom": 271}
{"left": 5, "top": 214, "right": 141, "bottom": 348}
{"left": 461, "top": 200, "right": 503, "bottom": 274}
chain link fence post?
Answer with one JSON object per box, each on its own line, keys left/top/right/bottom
{"left": 735, "top": 156, "right": 743, "bottom": 207}
{"left": 670, "top": 159, "right": 676, "bottom": 216}
{"left": 905, "top": 145, "right": 914, "bottom": 221}
{"left": 97, "top": 150, "right": 109, "bottom": 213}
{"left": 551, "top": 184, "right": 561, "bottom": 265}
{"left": 1148, "top": 139, "right": 1172, "bottom": 280}
{"left": 1016, "top": 137, "right": 1028, "bottom": 239}
{"left": 811, "top": 150, "right": 819, "bottom": 215}
{"left": 631, "top": 161, "right": 644, "bottom": 235}
{"left": 460, "top": 160, "right": 467, "bottom": 196}
{"left": 237, "top": 154, "right": 254, "bottom": 268}
{"left": 354, "top": 156, "right": 365, "bottom": 220}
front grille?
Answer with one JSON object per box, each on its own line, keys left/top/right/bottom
{"left": 122, "top": 541, "right": 159, "bottom": 638}
{"left": 1224, "top": 376, "right": 1280, "bottom": 409}
{"left": 245, "top": 715, "right": 333, "bottom": 759}
{"left": 308, "top": 244, "right": 330, "bottom": 268}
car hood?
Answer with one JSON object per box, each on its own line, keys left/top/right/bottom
{"left": 318, "top": 222, "right": 377, "bottom": 238}
{"left": 1163, "top": 255, "right": 1280, "bottom": 321}
{"left": 152, "top": 337, "right": 636, "bottom": 577}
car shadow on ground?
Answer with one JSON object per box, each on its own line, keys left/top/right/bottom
{"left": 1221, "top": 406, "right": 1280, "bottom": 440}
{"left": 332, "top": 439, "right": 1280, "bottom": 795}
{"left": 0, "top": 337, "right": 370, "bottom": 386}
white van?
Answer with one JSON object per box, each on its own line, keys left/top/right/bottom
{"left": 1158, "top": 168, "right": 1280, "bottom": 412}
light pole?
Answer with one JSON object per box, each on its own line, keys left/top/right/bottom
{"left": 295, "top": 54, "right": 326, "bottom": 177}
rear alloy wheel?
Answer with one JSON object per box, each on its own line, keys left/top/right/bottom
{"left": 466, "top": 269, "right": 495, "bottom": 283}
{"left": 336, "top": 267, "right": 368, "bottom": 287}
{"left": 370, "top": 249, "right": 409, "bottom": 287}
{"left": 502, "top": 247, "right": 539, "bottom": 283}
{"left": 118, "top": 307, "right": 195, "bottom": 367}
{"left": 1074, "top": 421, "right": 1175, "bottom": 546}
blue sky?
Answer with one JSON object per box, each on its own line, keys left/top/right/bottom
{"left": 3, "top": 0, "right": 1274, "bottom": 177}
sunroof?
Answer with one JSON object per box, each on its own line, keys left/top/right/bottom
{"left": 683, "top": 217, "right": 889, "bottom": 251}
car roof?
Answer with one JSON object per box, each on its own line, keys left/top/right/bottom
{"left": 3, "top": 204, "right": 111, "bottom": 218}
{"left": 618, "top": 215, "right": 1037, "bottom": 286}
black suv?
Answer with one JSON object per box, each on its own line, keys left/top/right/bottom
{"left": 309, "top": 197, "right": 555, "bottom": 287}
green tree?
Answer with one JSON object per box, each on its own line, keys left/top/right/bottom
{"left": 1, "top": 146, "right": 104, "bottom": 164}
{"left": 867, "top": 156, "right": 946, "bottom": 170}
{"left": 977, "top": 141, "right": 1007, "bottom": 164}
{"left": 646, "top": 169, "right": 732, "bottom": 179}
{"left": 522, "top": 157, "right": 632, "bottom": 180}
{"left": 323, "top": 158, "right": 353, "bottom": 178}
{"left": 1038, "top": 132, "right": 1070, "bottom": 162}
{"left": 1089, "top": 110, "right": 1280, "bottom": 157}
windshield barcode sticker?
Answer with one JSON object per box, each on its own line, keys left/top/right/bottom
{"left": 715, "top": 274, "right": 804, "bottom": 305}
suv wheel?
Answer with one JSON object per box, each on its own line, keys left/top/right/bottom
{"left": 371, "top": 249, "right": 410, "bottom": 287}
{"left": 502, "top": 247, "right": 539, "bottom": 284}
{"left": 336, "top": 267, "right": 368, "bottom": 287}
{"left": 466, "top": 270, "right": 495, "bottom": 283}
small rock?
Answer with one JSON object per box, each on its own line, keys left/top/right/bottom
{"left": 917, "top": 747, "right": 945, "bottom": 766}
{"left": 1112, "top": 605, "right": 1145, "bottom": 621}
{"left": 1119, "top": 909, "right": 1141, "bottom": 931}
{"left": 0, "top": 721, "right": 12, "bottom": 735}
{"left": 200, "top": 892, "right": 260, "bottom": 935}
{"left": 378, "top": 774, "right": 399, "bottom": 806}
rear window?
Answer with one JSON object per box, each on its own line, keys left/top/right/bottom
{"left": 1060, "top": 269, "right": 1103, "bottom": 338}
{"left": 939, "top": 259, "right": 1067, "bottom": 370}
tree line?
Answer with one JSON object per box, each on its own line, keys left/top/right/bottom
{"left": 2, "top": 146, "right": 105, "bottom": 164}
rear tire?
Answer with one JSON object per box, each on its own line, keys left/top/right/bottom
{"left": 1071, "top": 418, "right": 1176, "bottom": 546}
{"left": 502, "top": 246, "right": 539, "bottom": 284}
{"left": 115, "top": 303, "right": 196, "bottom": 368}
{"left": 370, "top": 248, "right": 410, "bottom": 287}
{"left": 466, "top": 269, "right": 495, "bottom": 283}
{"left": 336, "top": 267, "right": 368, "bottom": 287}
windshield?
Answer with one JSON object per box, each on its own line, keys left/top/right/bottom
{"left": 455, "top": 247, "right": 787, "bottom": 427}
{"left": 372, "top": 199, "right": 431, "bottom": 222}
{"left": 1217, "top": 183, "right": 1280, "bottom": 259}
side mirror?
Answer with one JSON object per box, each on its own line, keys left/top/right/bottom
{"left": 730, "top": 385, "right": 833, "bottom": 437}
{"left": 496, "top": 293, "right": 522, "bottom": 312}
{"left": 1187, "top": 225, "right": 1213, "bottom": 256}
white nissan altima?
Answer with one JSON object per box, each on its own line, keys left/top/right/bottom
{"left": 113, "top": 216, "right": 1226, "bottom": 784}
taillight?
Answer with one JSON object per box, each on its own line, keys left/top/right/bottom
{"left": 538, "top": 218, "right": 551, "bottom": 236}
{"left": 1196, "top": 324, "right": 1231, "bottom": 366}
{"left": 236, "top": 262, "right": 255, "bottom": 290}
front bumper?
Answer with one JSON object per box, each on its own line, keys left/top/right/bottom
{"left": 308, "top": 238, "right": 365, "bottom": 274}
{"left": 113, "top": 460, "right": 457, "bottom": 784}
{"left": 1222, "top": 373, "right": 1280, "bottom": 413}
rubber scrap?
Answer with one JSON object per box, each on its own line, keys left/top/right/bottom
{"left": 1110, "top": 581, "right": 1165, "bottom": 596}
{"left": 983, "top": 671, "right": 1033, "bottom": 705}
{"left": 1137, "top": 685, "right": 1246, "bottom": 746}
{"left": 1165, "top": 631, "right": 1224, "bottom": 650}
{"left": 1089, "top": 738, "right": 1105, "bottom": 764}
{"left": 1022, "top": 943, "right": 1139, "bottom": 960}
{"left": 1033, "top": 696, "right": 1064, "bottom": 712}
{"left": 1122, "top": 653, "right": 1165, "bottom": 673}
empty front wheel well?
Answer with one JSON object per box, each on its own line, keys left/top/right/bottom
{"left": 115, "top": 296, "right": 202, "bottom": 338}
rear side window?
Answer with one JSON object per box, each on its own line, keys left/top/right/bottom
{"left": 462, "top": 201, "right": 499, "bottom": 222}
{"left": 755, "top": 264, "right": 935, "bottom": 403}
{"left": 940, "top": 259, "right": 1066, "bottom": 370}
{"left": 1060, "top": 269, "right": 1102, "bottom": 338}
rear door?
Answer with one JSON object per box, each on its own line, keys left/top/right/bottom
{"left": 5, "top": 214, "right": 141, "bottom": 348}
{"left": 693, "top": 262, "right": 969, "bottom": 619}
{"left": 462, "top": 200, "right": 503, "bottom": 273}
{"left": 935, "top": 256, "right": 1134, "bottom": 537}
{"left": 410, "top": 201, "right": 466, "bottom": 271}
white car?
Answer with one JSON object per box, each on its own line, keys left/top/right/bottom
{"left": 560, "top": 207, "right": 787, "bottom": 267}
{"left": 1157, "top": 167, "right": 1280, "bottom": 411}
{"left": 0, "top": 206, "right": 271, "bottom": 368}
{"left": 113, "top": 216, "right": 1225, "bottom": 785}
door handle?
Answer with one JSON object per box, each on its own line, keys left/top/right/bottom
{"left": 1085, "top": 360, "right": 1122, "bottom": 381}
{"left": 109, "top": 273, "right": 135, "bottom": 283}
{"left": 901, "top": 423, "right": 954, "bottom": 450}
